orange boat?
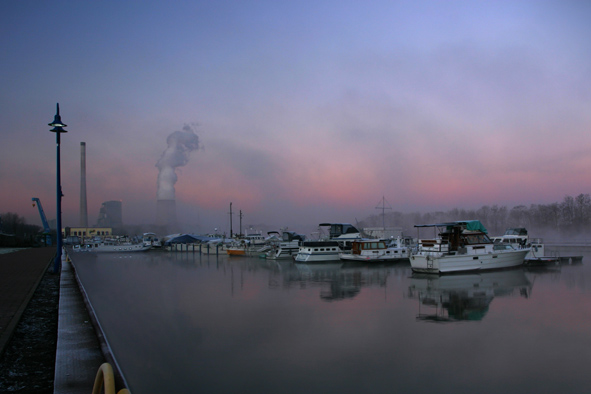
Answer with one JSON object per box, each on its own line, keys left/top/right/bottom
{"left": 227, "top": 246, "right": 247, "bottom": 256}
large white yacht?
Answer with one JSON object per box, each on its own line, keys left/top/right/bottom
{"left": 410, "top": 221, "right": 529, "bottom": 274}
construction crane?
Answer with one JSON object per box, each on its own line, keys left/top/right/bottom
{"left": 32, "top": 197, "right": 53, "bottom": 246}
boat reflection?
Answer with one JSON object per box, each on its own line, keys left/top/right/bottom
{"left": 293, "top": 263, "right": 361, "bottom": 301}
{"left": 407, "top": 269, "right": 532, "bottom": 323}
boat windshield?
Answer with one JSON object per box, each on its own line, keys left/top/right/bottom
{"left": 463, "top": 233, "right": 492, "bottom": 245}
{"left": 504, "top": 228, "right": 527, "bottom": 236}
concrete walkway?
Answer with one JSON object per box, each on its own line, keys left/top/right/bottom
{"left": 0, "top": 247, "right": 125, "bottom": 393}
{"left": 54, "top": 252, "right": 106, "bottom": 394}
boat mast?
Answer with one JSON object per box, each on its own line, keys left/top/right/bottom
{"left": 239, "top": 210, "right": 243, "bottom": 236}
{"left": 375, "top": 196, "right": 392, "bottom": 233}
{"left": 229, "top": 202, "right": 233, "bottom": 238}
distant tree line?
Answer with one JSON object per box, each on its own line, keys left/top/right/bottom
{"left": 0, "top": 212, "right": 44, "bottom": 247}
{"left": 358, "top": 194, "right": 591, "bottom": 241}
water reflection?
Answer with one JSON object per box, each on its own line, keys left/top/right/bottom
{"left": 292, "top": 262, "right": 359, "bottom": 301}
{"left": 161, "top": 253, "right": 409, "bottom": 301}
{"left": 281, "top": 262, "right": 408, "bottom": 301}
{"left": 407, "top": 268, "right": 533, "bottom": 322}
{"left": 69, "top": 249, "right": 591, "bottom": 394}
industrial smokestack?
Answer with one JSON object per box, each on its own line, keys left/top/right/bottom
{"left": 155, "top": 124, "right": 200, "bottom": 227}
{"left": 80, "top": 142, "right": 88, "bottom": 227}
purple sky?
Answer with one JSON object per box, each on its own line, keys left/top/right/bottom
{"left": 1, "top": 1, "right": 590, "bottom": 235}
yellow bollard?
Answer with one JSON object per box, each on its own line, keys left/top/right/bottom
{"left": 91, "top": 363, "right": 130, "bottom": 394}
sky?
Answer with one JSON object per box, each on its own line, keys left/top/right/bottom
{"left": 1, "top": 0, "right": 590, "bottom": 235}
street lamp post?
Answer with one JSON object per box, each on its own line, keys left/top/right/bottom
{"left": 48, "top": 103, "right": 68, "bottom": 273}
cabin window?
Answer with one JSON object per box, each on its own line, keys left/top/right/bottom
{"left": 464, "top": 233, "right": 491, "bottom": 244}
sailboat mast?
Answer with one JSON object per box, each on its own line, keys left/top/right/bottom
{"left": 229, "top": 202, "right": 233, "bottom": 238}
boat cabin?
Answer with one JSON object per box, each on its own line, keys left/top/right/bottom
{"left": 350, "top": 240, "right": 388, "bottom": 255}
{"left": 416, "top": 221, "right": 494, "bottom": 254}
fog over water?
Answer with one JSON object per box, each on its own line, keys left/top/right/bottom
{"left": 71, "top": 246, "right": 591, "bottom": 393}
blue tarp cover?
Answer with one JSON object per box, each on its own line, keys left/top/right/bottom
{"left": 164, "top": 234, "right": 216, "bottom": 245}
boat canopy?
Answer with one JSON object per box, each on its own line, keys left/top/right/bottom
{"left": 302, "top": 241, "right": 339, "bottom": 247}
{"left": 415, "top": 220, "right": 488, "bottom": 234}
{"left": 504, "top": 228, "right": 527, "bottom": 236}
{"left": 318, "top": 223, "right": 360, "bottom": 238}
{"left": 283, "top": 231, "right": 306, "bottom": 242}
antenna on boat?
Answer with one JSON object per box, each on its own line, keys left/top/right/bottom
{"left": 375, "top": 196, "right": 392, "bottom": 231}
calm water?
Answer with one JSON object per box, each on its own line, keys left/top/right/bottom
{"left": 70, "top": 248, "right": 591, "bottom": 394}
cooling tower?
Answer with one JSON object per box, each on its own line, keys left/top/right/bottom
{"left": 80, "top": 142, "right": 88, "bottom": 227}
{"left": 157, "top": 199, "right": 177, "bottom": 226}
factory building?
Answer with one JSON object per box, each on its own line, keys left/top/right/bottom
{"left": 63, "top": 227, "right": 112, "bottom": 239}
{"left": 97, "top": 200, "right": 123, "bottom": 228}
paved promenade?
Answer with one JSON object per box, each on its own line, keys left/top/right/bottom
{"left": 0, "top": 247, "right": 55, "bottom": 354}
{"left": 0, "top": 247, "right": 117, "bottom": 393}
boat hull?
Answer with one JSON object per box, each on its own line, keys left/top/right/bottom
{"left": 340, "top": 247, "right": 409, "bottom": 263}
{"left": 227, "top": 248, "right": 247, "bottom": 256}
{"left": 340, "top": 254, "right": 408, "bottom": 263}
{"left": 266, "top": 247, "right": 299, "bottom": 259}
{"left": 262, "top": 240, "right": 301, "bottom": 260}
{"left": 73, "top": 244, "right": 152, "bottom": 253}
{"left": 294, "top": 250, "right": 341, "bottom": 262}
{"left": 410, "top": 248, "right": 529, "bottom": 274}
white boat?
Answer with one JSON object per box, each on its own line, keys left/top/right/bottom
{"left": 226, "top": 233, "right": 268, "bottom": 256}
{"left": 73, "top": 240, "right": 152, "bottom": 253}
{"left": 294, "top": 223, "right": 361, "bottom": 263}
{"left": 294, "top": 241, "right": 341, "bottom": 262}
{"left": 199, "top": 239, "right": 229, "bottom": 255}
{"left": 260, "top": 231, "right": 306, "bottom": 260}
{"left": 142, "top": 232, "right": 162, "bottom": 248}
{"left": 340, "top": 237, "right": 410, "bottom": 263}
{"left": 410, "top": 220, "right": 529, "bottom": 274}
{"left": 490, "top": 228, "right": 558, "bottom": 265}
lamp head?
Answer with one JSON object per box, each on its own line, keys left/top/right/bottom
{"left": 49, "top": 103, "right": 68, "bottom": 133}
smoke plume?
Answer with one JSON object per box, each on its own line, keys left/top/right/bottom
{"left": 156, "top": 124, "right": 200, "bottom": 200}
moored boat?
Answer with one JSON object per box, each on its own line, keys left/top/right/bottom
{"left": 142, "top": 232, "right": 162, "bottom": 248}
{"left": 410, "top": 220, "right": 529, "bottom": 274}
{"left": 294, "top": 223, "right": 361, "bottom": 263}
{"left": 294, "top": 241, "right": 341, "bottom": 262}
{"left": 73, "top": 240, "right": 151, "bottom": 253}
{"left": 261, "top": 231, "right": 306, "bottom": 260}
{"left": 491, "top": 228, "right": 559, "bottom": 265}
{"left": 340, "top": 237, "right": 410, "bottom": 263}
{"left": 226, "top": 233, "right": 267, "bottom": 256}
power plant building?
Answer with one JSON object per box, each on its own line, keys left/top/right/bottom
{"left": 97, "top": 200, "right": 123, "bottom": 228}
